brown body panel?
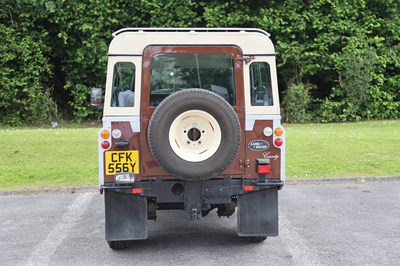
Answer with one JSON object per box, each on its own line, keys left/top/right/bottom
{"left": 139, "top": 45, "right": 247, "bottom": 179}
{"left": 104, "top": 122, "right": 141, "bottom": 183}
{"left": 244, "top": 120, "right": 281, "bottom": 179}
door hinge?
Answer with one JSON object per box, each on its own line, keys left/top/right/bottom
{"left": 235, "top": 55, "right": 255, "bottom": 65}
{"left": 239, "top": 159, "right": 250, "bottom": 168}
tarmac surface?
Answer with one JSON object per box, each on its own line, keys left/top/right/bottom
{"left": 1, "top": 179, "right": 399, "bottom": 266}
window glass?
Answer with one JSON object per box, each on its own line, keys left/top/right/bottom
{"left": 111, "top": 62, "right": 135, "bottom": 107}
{"left": 249, "top": 62, "right": 273, "bottom": 106}
{"left": 150, "top": 54, "right": 235, "bottom": 106}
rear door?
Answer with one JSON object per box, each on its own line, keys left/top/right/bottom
{"left": 139, "top": 45, "right": 246, "bottom": 178}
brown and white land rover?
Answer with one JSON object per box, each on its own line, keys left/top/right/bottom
{"left": 91, "top": 28, "right": 285, "bottom": 250}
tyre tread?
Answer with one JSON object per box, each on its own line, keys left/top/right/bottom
{"left": 148, "top": 89, "right": 241, "bottom": 181}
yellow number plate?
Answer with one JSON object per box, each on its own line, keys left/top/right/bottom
{"left": 105, "top": 150, "right": 139, "bottom": 175}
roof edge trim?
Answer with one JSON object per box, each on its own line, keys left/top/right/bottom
{"left": 112, "top": 28, "right": 271, "bottom": 38}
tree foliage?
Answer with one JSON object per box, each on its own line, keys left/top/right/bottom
{"left": 0, "top": 24, "right": 57, "bottom": 125}
{"left": 0, "top": 0, "right": 399, "bottom": 125}
{"left": 282, "top": 83, "right": 312, "bottom": 123}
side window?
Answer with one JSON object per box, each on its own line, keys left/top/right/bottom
{"left": 250, "top": 62, "right": 273, "bottom": 106}
{"left": 111, "top": 62, "right": 135, "bottom": 107}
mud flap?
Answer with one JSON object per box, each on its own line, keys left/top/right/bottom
{"left": 105, "top": 190, "right": 148, "bottom": 241}
{"left": 237, "top": 188, "right": 278, "bottom": 237}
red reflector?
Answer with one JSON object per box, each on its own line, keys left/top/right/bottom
{"left": 258, "top": 164, "right": 271, "bottom": 174}
{"left": 274, "top": 138, "right": 283, "bottom": 147}
{"left": 132, "top": 188, "right": 143, "bottom": 194}
{"left": 244, "top": 185, "right": 254, "bottom": 191}
{"left": 101, "top": 140, "right": 110, "bottom": 149}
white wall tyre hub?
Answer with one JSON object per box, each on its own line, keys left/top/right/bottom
{"left": 169, "top": 110, "right": 221, "bottom": 162}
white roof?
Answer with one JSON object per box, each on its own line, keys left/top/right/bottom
{"left": 109, "top": 28, "right": 275, "bottom": 55}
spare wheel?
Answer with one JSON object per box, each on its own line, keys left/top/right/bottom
{"left": 147, "top": 89, "right": 241, "bottom": 181}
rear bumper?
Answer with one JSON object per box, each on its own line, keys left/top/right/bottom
{"left": 101, "top": 176, "right": 283, "bottom": 204}
{"left": 103, "top": 177, "right": 283, "bottom": 239}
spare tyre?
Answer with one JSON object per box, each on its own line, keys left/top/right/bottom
{"left": 148, "top": 89, "right": 241, "bottom": 181}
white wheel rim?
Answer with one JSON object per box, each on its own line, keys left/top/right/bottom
{"left": 169, "top": 110, "right": 222, "bottom": 162}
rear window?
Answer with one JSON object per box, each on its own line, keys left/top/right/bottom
{"left": 150, "top": 54, "right": 236, "bottom": 106}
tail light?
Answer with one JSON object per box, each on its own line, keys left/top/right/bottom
{"left": 274, "top": 127, "right": 284, "bottom": 147}
{"left": 274, "top": 138, "right": 283, "bottom": 147}
{"left": 263, "top": 127, "right": 273, "bottom": 137}
{"left": 100, "top": 129, "right": 111, "bottom": 149}
{"left": 112, "top": 129, "right": 122, "bottom": 139}
{"left": 274, "top": 127, "right": 283, "bottom": 136}
{"left": 132, "top": 188, "right": 143, "bottom": 194}
{"left": 101, "top": 129, "right": 110, "bottom": 139}
{"left": 244, "top": 185, "right": 254, "bottom": 191}
{"left": 101, "top": 141, "right": 110, "bottom": 149}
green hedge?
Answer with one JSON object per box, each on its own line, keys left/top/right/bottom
{"left": 1, "top": 0, "right": 399, "bottom": 125}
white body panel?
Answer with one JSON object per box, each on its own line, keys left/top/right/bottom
{"left": 103, "top": 28, "right": 280, "bottom": 116}
{"left": 109, "top": 28, "right": 275, "bottom": 55}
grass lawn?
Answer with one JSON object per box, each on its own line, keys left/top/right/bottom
{"left": 0, "top": 120, "right": 399, "bottom": 190}
{"left": 285, "top": 120, "right": 400, "bottom": 179}
{"left": 0, "top": 127, "right": 99, "bottom": 190}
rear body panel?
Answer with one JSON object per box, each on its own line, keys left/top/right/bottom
{"left": 98, "top": 30, "right": 285, "bottom": 184}
{"left": 244, "top": 115, "right": 285, "bottom": 180}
